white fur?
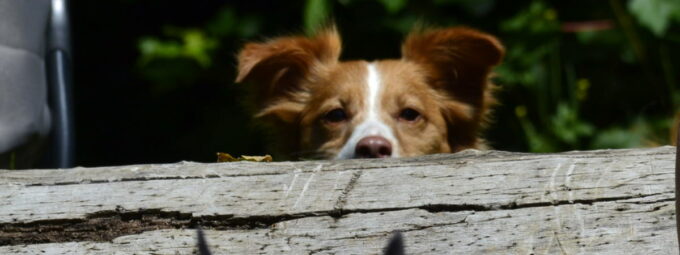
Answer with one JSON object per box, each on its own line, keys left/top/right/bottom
{"left": 336, "top": 63, "right": 399, "bottom": 159}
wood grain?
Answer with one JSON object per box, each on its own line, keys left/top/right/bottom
{"left": 0, "top": 147, "right": 676, "bottom": 254}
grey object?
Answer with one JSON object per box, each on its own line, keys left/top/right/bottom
{"left": 0, "top": 0, "right": 74, "bottom": 168}
{"left": 196, "top": 228, "right": 211, "bottom": 255}
{"left": 195, "top": 228, "right": 405, "bottom": 255}
{"left": 46, "top": 0, "right": 75, "bottom": 168}
{"left": 384, "top": 232, "right": 405, "bottom": 255}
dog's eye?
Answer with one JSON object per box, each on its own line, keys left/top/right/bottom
{"left": 399, "top": 108, "right": 421, "bottom": 121}
{"left": 323, "top": 108, "right": 348, "bottom": 123}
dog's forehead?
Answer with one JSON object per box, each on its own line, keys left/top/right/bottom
{"left": 373, "top": 60, "right": 427, "bottom": 87}
{"left": 326, "top": 60, "right": 420, "bottom": 84}
{"left": 316, "top": 60, "right": 428, "bottom": 102}
{"left": 326, "top": 61, "right": 368, "bottom": 86}
{"left": 308, "top": 61, "right": 369, "bottom": 102}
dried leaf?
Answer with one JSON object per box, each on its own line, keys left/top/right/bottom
{"left": 217, "top": 153, "right": 273, "bottom": 162}
{"left": 240, "top": 155, "right": 273, "bottom": 162}
{"left": 216, "top": 152, "right": 239, "bottom": 162}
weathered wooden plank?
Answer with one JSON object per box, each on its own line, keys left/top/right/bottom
{"left": 0, "top": 146, "right": 677, "bottom": 253}
{"left": 2, "top": 198, "right": 675, "bottom": 254}
{"left": 344, "top": 148, "right": 673, "bottom": 210}
{"left": 1, "top": 167, "right": 354, "bottom": 221}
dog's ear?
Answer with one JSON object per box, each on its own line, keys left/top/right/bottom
{"left": 402, "top": 27, "right": 503, "bottom": 107}
{"left": 236, "top": 28, "right": 342, "bottom": 123}
{"left": 402, "top": 27, "right": 504, "bottom": 150}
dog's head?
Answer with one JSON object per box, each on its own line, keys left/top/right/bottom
{"left": 236, "top": 26, "right": 504, "bottom": 159}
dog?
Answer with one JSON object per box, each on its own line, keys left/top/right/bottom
{"left": 236, "top": 26, "right": 504, "bottom": 159}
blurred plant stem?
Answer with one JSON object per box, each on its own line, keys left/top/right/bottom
{"left": 660, "top": 42, "right": 678, "bottom": 106}
{"left": 609, "top": 0, "right": 646, "bottom": 62}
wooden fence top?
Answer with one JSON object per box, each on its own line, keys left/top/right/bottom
{"left": 0, "top": 147, "right": 677, "bottom": 254}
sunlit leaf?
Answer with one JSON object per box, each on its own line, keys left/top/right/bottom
{"left": 182, "top": 30, "right": 217, "bottom": 67}
{"left": 138, "top": 29, "right": 216, "bottom": 68}
{"left": 628, "top": 0, "right": 680, "bottom": 36}
{"left": 139, "top": 38, "right": 182, "bottom": 59}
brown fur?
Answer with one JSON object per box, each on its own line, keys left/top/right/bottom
{"left": 236, "top": 26, "right": 504, "bottom": 159}
{"left": 401, "top": 27, "right": 505, "bottom": 151}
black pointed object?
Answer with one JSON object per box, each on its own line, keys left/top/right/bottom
{"left": 384, "top": 232, "right": 405, "bottom": 255}
{"left": 197, "top": 228, "right": 212, "bottom": 255}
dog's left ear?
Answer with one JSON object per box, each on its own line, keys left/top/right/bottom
{"left": 402, "top": 27, "right": 504, "bottom": 149}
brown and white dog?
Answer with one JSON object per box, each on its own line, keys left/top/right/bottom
{"left": 236, "top": 26, "right": 504, "bottom": 159}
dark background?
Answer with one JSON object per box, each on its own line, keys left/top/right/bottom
{"left": 70, "top": 0, "right": 680, "bottom": 167}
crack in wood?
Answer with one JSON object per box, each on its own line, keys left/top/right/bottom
{"left": 331, "top": 170, "right": 363, "bottom": 217}
{"left": 23, "top": 172, "right": 304, "bottom": 187}
{"left": 0, "top": 192, "right": 664, "bottom": 246}
{"left": 0, "top": 208, "right": 192, "bottom": 246}
{"left": 619, "top": 197, "right": 675, "bottom": 205}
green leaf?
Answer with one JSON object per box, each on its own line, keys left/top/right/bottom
{"left": 550, "top": 103, "right": 594, "bottom": 145}
{"left": 182, "top": 30, "right": 217, "bottom": 67}
{"left": 377, "top": 0, "right": 408, "bottom": 14}
{"left": 628, "top": 0, "right": 680, "bottom": 37}
{"left": 304, "top": 0, "right": 331, "bottom": 34}
{"left": 139, "top": 38, "right": 183, "bottom": 60}
{"left": 500, "top": 1, "right": 559, "bottom": 34}
{"left": 138, "top": 29, "right": 216, "bottom": 68}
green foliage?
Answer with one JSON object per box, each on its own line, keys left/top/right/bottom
{"left": 137, "top": 29, "right": 216, "bottom": 93}
{"left": 628, "top": 0, "right": 680, "bottom": 37}
{"left": 550, "top": 103, "right": 595, "bottom": 146}
{"left": 139, "top": 28, "right": 217, "bottom": 67}
{"left": 501, "top": 1, "right": 559, "bottom": 34}
{"left": 130, "top": 0, "right": 679, "bottom": 156}
{"left": 497, "top": 1, "right": 559, "bottom": 87}
{"left": 207, "top": 8, "right": 262, "bottom": 38}
{"left": 377, "top": 0, "right": 408, "bottom": 14}
{"left": 591, "top": 117, "right": 671, "bottom": 149}
{"left": 514, "top": 102, "right": 596, "bottom": 152}
{"left": 304, "top": 0, "right": 331, "bottom": 34}
{"left": 494, "top": 0, "right": 675, "bottom": 152}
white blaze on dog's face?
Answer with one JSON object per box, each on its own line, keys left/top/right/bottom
{"left": 236, "top": 27, "right": 504, "bottom": 159}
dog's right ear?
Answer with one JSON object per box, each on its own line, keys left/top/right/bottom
{"left": 236, "top": 28, "right": 341, "bottom": 123}
{"left": 402, "top": 27, "right": 504, "bottom": 150}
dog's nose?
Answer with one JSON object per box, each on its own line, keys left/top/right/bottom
{"left": 355, "top": 136, "right": 392, "bottom": 158}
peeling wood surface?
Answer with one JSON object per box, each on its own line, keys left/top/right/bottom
{"left": 0, "top": 147, "right": 677, "bottom": 254}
